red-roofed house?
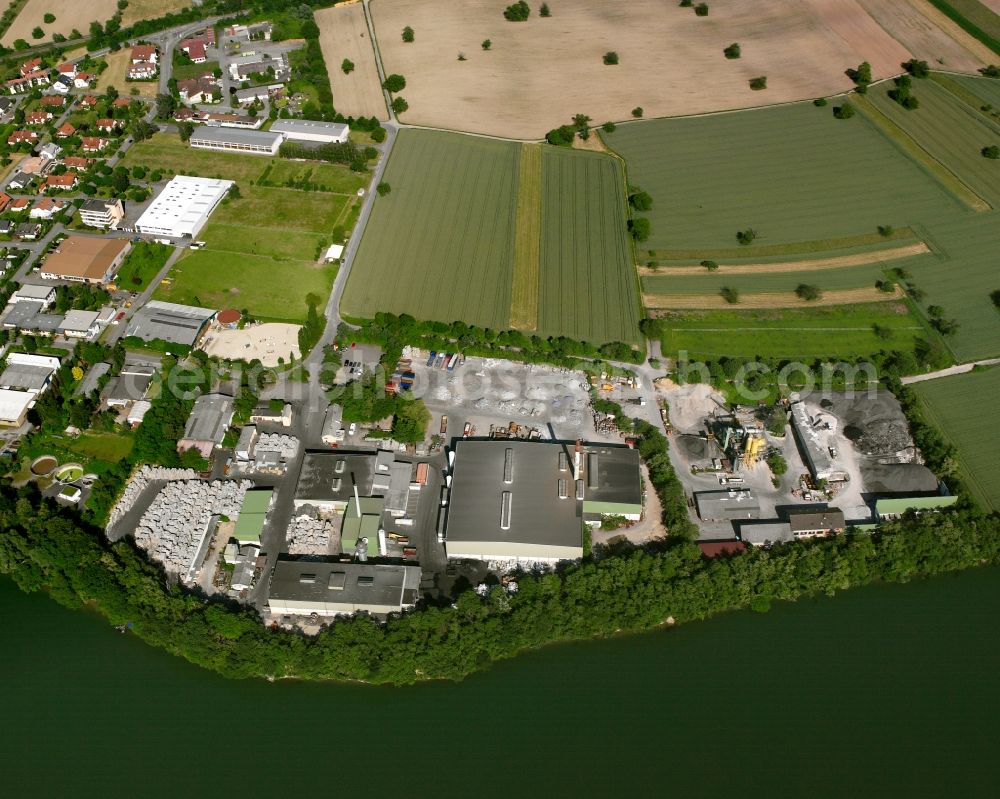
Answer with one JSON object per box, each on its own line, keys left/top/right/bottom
{"left": 7, "top": 130, "right": 37, "bottom": 145}
{"left": 113, "top": 98, "right": 130, "bottom": 108}
{"left": 0, "top": 193, "right": 11, "bottom": 213}
{"left": 74, "top": 74, "right": 93, "bottom": 89}
{"left": 131, "top": 44, "right": 158, "bottom": 63}
{"left": 57, "top": 63, "right": 76, "bottom": 77}
{"left": 10, "top": 197, "right": 30, "bottom": 213}
{"left": 26, "top": 111, "right": 52, "bottom": 126}
{"left": 96, "top": 118, "right": 119, "bottom": 133}
{"left": 63, "top": 156, "right": 92, "bottom": 171}
{"left": 19, "top": 58, "right": 41, "bottom": 77}
{"left": 80, "top": 95, "right": 98, "bottom": 108}
{"left": 40, "top": 95, "right": 66, "bottom": 107}
{"left": 697, "top": 540, "right": 747, "bottom": 558}
{"left": 56, "top": 123, "right": 76, "bottom": 138}
{"left": 43, "top": 174, "right": 78, "bottom": 192}
{"left": 30, "top": 197, "right": 69, "bottom": 219}
{"left": 180, "top": 38, "right": 208, "bottom": 63}
{"left": 22, "top": 70, "right": 50, "bottom": 88}
{"left": 81, "top": 137, "right": 109, "bottom": 153}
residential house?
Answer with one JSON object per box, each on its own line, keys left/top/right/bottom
{"left": 19, "top": 58, "right": 42, "bottom": 77}
{"left": 81, "top": 137, "right": 109, "bottom": 153}
{"left": 74, "top": 73, "right": 93, "bottom": 89}
{"left": 40, "top": 95, "right": 65, "bottom": 108}
{"left": 42, "top": 174, "right": 77, "bottom": 193}
{"left": 25, "top": 111, "right": 52, "bottom": 126}
{"left": 233, "top": 84, "right": 282, "bottom": 106}
{"left": 56, "top": 63, "right": 76, "bottom": 79}
{"left": 7, "top": 130, "right": 36, "bottom": 146}
{"left": 179, "top": 37, "right": 209, "bottom": 63}
{"left": 0, "top": 192, "right": 11, "bottom": 213}
{"left": 51, "top": 75, "right": 72, "bottom": 94}
{"left": 38, "top": 142, "right": 61, "bottom": 161}
{"left": 131, "top": 44, "right": 158, "bottom": 64}
{"left": 56, "top": 123, "right": 76, "bottom": 138}
{"left": 30, "top": 197, "right": 69, "bottom": 219}
{"left": 63, "top": 156, "right": 92, "bottom": 171}
{"left": 0, "top": 220, "right": 13, "bottom": 235}
{"left": 15, "top": 222, "right": 42, "bottom": 240}
{"left": 128, "top": 62, "right": 157, "bottom": 80}
{"left": 78, "top": 198, "right": 124, "bottom": 229}
{"left": 58, "top": 310, "right": 101, "bottom": 339}
{"left": 80, "top": 96, "right": 98, "bottom": 110}
{"left": 112, "top": 98, "right": 130, "bottom": 109}
{"left": 10, "top": 198, "right": 30, "bottom": 213}
{"left": 96, "top": 118, "right": 119, "bottom": 133}
{"left": 177, "top": 76, "right": 218, "bottom": 104}
{"left": 173, "top": 108, "right": 195, "bottom": 122}
{"left": 0, "top": 96, "right": 14, "bottom": 121}
{"left": 9, "top": 285, "right": 55, "bottom": 307}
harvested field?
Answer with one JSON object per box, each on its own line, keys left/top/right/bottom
{"left": 914, "top": 367, "right": 1000, "bottom": 511}
{"left": 370, "top": 0, "right": 911, "bottom": 138}
{"left": 316, "top": 2, "right": 386, "bottom": 120}
{"left": 121, "top": 0, "right": 191, "bottom": 27}
{"left": 638, "top": 242, "right": 931, "bottom": 276}
{"left": 2, "top": 0, "right": 117, "bottom": 45}
{"left": 606, "top": 102, "right": 964, "bottom": 251}
{"left": 95, "top": 49, "right": 159, "bottom": 99}
{"left": 657, "top": 303, "right": 927, "bottom": 359}
{"left": 342, "top": 129, "right": 519, "bottom": 330}
{"left": 537, "top": 148, "right": 640, "bottom": 344}
{"left": 644, "top": 286, "right": 905, "bottom": 309}
{"left": 508, "top": 143, "right": 541, "bottom": 330}
{"left": 866, "top": 79, "right": 1000, "bottom": 207}
{"left": 855, "top": 0, "right": 993, "bottom": 72}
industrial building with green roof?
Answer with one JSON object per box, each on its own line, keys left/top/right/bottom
{"left": 234, "top": 489, "right": 273, "bottom": 545}
{"left": 875, "top": 495, "right": 958, "bottom": 520}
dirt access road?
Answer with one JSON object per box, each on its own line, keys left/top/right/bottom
{"left": 370, "top": 0, "right": 914, "bottom": 139}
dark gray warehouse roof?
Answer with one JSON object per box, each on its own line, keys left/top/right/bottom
{"left": 267, "top": 560, "right": 421, "bottom": 614}
{"left": 124, "top": 300, "right": 216, "bottom": 346}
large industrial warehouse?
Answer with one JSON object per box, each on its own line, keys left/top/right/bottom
{"left": 134, "top": 175, "right": 234, "bottom": 239}
{"left": 266, "top": 560, "right": 421, "bottom": 617}
{"left": 444, "top": 440, "right": 642, "bottom": 564}
{"left": 269, "top": 119, "right": 349, "bottom": 144}
{"left": 189, "top": 127, "right": 283, "bottom": 156}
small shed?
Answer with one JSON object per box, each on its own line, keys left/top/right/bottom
{"left": 324, "top": 243, "right": 344, "bottom": 263}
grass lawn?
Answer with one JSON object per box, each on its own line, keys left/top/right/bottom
{"left": 120, "top": 133, "right": 268, "bottom": 183}
{"left": 657, "top": 303, "right": 926, "bottom": 360}
{"left": 604, "top": 101, "right": 967, "bottom": 251}
{"left": 343, "top": 129, "right": 520, "bottom": 330}
{"left": 643, "top": 261, "right": 902, "bottom": 296}
{"left": 113, "top": 242, "right": 172, "bottom": 292}
{"left": 173, "top": 59, "right": 220, "bottom": 82}
{"left": 509, "top": 143, "right": 541, "bottom": 330}
{"left": 258, "top": 159, "right": 369, "bottom": 194}
{"left": 212, "top": 185, "right": 350, "bottom": 234}
{"left": 155, "top": 250, "right": 335, "bottom": 323}
{"left": 69, "top": 432, "right": 135, "bottom": 464}
{"left": 200, "top": 223, "right": 326, "bottom": 262}
{"left": 915, "top": 367, "right": 1000, "bottom": 512}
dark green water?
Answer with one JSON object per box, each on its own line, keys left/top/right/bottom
{"left": 3, "top": 569, "right": 1000, "bottom": 798}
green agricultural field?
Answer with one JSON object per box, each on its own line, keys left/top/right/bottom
{"left": 904, "top": 211, "right": 1000, "bottom": 362}
{"left": 934, "top": 74, "right": 1000, "bottom": 121}
{"left": 603, "top": 102, "right": 965, "bottom": 251}
{"left": 509, "top": 143, "right": 542, "bottom": 330}
{"left": 342, "top": 129, "right": 520, "bottom": 330}
{"left": 643, "top": 262, "right": 901, "bottom": 296}
{"left": 867, "top": 79, "right": 1000, "bottom": 207}
{"left": 915, "top": 367, "right": 1000, "bottom": 512}
{"left": 656, "top": 303, "right": 927, "bottom": 360}
{"left": 120, "top": 133, "right": 266, "bottom": 183}
{"left": 257, "top": 159, "right": 369, "bottom": 194}
{"left": 537, "top": 148, "right": 641, "bottom": 344}
{"left": 155, "top": 250, "right": 335, "bottom": 323}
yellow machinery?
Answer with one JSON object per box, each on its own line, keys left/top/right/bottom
{"left": 742, "top": 434, "right": 766, "bottom": 468}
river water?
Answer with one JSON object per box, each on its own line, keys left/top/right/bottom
{"left": 2, "top": 568, "right": 998, "bottom": 797}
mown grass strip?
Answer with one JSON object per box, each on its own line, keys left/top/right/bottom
{"left": 853, "top": 93, "right": 991, "bottom": 212}
{"left": 509, "top": 143, "right": 542, "bottom": 330}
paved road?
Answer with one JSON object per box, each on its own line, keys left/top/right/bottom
{"left": 900, "top": 358, "right": 1000, "bottom": 384}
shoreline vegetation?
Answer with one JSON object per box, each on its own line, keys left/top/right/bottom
{"left": 1, "top": 375, "right": 996, "bottom": 685}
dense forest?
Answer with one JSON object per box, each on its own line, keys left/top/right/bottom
{"left": 1, "top": 486, "right": 995, "bottom": 685}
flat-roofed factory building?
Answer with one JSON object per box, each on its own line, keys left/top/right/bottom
{"left": 266, "top": 560, "right": 421, "bottom": 618}
{"left": 189, "top": 126, "right": 282, "bottom": 156}
{"left": 135, "top": 175, "right": 233, "bottom": 239}
{"left": 444, "top": 439, "right": 642, "bottom": 564}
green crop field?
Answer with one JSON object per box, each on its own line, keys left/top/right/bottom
{"left": 642, "top": 261, "right": 908, "bottom": 296}
{"left": 537, "top": 148, "right": 641, "bottom": 344}
{"left": 342, "top": 129, "right": 519, "bottom": 330}
{"left": 603, "top": 103, "right": 965, "bottom": 252}
{"left": 934, "top": 74, "right": 1000, "bottom": 121}
{"left": 656, "top": 303, "right": 927, "bottom": 359}
{"left": 915, "top": 367, "right": 1000, "bottom": 512}
{"left": 867, "top": 79, "right": 1000, "bottom": 207}
{"left": 509, "top": 143, "right": 542, "bottom": 330}
{"left": 905, "top": 212, "right": 1000, "bottom": 362}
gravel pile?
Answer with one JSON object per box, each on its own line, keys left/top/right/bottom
{"left": 286, "top": 514, "right": 338, "bottom": 555}
{"left": 256, "top": 433, "right": 300, "bottom": 460}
